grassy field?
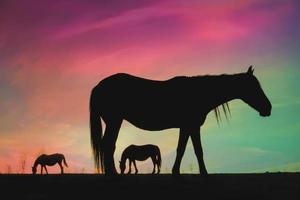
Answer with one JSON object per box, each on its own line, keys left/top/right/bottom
{"left": 1, "top": 173, "right": 300, "bottom": 199}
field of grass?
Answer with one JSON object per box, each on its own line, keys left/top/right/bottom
{"left": 1, "top": 173, "right": 300, "bottom": 199}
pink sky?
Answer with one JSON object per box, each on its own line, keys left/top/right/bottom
{"left": 0, "top": 0, "right": 299, "bottom": 173}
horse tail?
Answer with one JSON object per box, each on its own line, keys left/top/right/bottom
{"left": 156, "top": 147, "right": 162, "bottom": 170}
{"left": 62, "top": 156, "right": 68, "bottom": 167}
{"left": 90, "top": 86, "right": 103, "bottom": 173}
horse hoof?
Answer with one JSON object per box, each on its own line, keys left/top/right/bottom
{"left": 105, "top": 170, "right": 118, "bottom": 176}
{"left": 201, "top": 170, "right": 208, "bottom": 177}
{"left": 201, "top": 172, "right": 209, "bottom": 180}
{"left": 172, "top": 172, "right": 180, "bottom": 177}
{"left": 172, "top": 168, "right": 180, "bottom": 176}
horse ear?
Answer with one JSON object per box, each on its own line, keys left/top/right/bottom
{"left": 247, "top": 65, "right": 254, "bottom": 75}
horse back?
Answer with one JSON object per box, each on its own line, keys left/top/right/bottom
{"left": 38, "top": 153, "right": 64, "bottom": 166}
{"left": 94, "top": 73, "right": 205, "bottom": 130}
{"left": 125, "top": 144, "right": 160, "bottom": 161}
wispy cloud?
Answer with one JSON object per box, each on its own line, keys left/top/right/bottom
{"left": 0, "top": 0, "right": 300, "bottom": 173}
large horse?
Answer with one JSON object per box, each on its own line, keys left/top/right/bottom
{"left": 90, "top": 66, "right": 272, "bottom": 175}
{"left": 119, "top": 144, "right": 161, "bottom": 174}
{"left": 32, "top": 153, "right": 68, "bottom": 174}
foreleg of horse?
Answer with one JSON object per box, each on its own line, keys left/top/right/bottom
{"left": 103, "top": 119, "right": 122, "bottom": 175}
{"left": 133, "top": 160, "right": 138, "bottom": 174}
{"left": 128, "top": 160, "right": 132, "bottom": 174}
{"left": 59, "top": 162, "right": 64, "bottom": 174}
{"left": 172, "top": 129, "right": 189, "bottom": 175}
{"left": 41, "top": 165, "right": 43, "bottom": 174}
{"left": 156, "top": 156, "right": 160, "bottom": 174}
{"left": 190, "top": 131, "right": 208, "bottom": 176}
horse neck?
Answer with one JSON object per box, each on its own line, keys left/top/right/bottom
{"left": 120, "top": 152, "right": 128, "bottom": 164}
{"left": 33, "top": 159, "right": 40, "bottom": 168}
{"left": 196, "top": 74, "right": 243, "bottom": 111}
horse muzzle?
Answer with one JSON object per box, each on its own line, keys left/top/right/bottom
{"left": 260, "top": 110, "right": 271, "bottom": 117}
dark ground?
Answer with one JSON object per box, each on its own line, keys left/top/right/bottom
{"left": 1, "top": 173, "right": 300, "bottom": 200}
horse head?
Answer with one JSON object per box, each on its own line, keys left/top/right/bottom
{"left": 240, "top": 66, "right": 272, "bottom": 117}
{"left": 32, "top": 166, "right": 37, "bottom": 174}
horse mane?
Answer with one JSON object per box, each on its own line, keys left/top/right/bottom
{"left": 213, "top": 103, "right": 231, "bottom": 124}
{"left": 180, "top": 74, "right": 233, "bottom": 124}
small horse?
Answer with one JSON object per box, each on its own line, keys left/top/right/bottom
{"left": 119, "top": 144, "right": 161, "bottom": 174}
{"left": 32, "top": 153, "right": 68, "bottom": 174}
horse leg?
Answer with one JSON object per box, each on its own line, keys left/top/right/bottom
{"left": 41, "top": 165, "right": 43, "bottom": 174}
{"left": 172, "top": 128, "right": 189, "bottom": 175}
{"left": 103, "top": 119, "right": 122, "bottom": 175}
{"left": 190, "top": 130, "right": 208, "bottom": 176}
{"left": 128, "top": 160, "right": 132, "bottom": 174}
{"left": 151, "top": 156, "right": 156, "bottom": 174}
{"left": 59, "top": 162, "right": 64, "bottom": 174}
{"left": 156, "top": 155, "right": 160, "bottom": 174}
{"left": 133, "top": 160, "right": 138, "bottom": 174}
{"left": 44, "top": 166, "right": 48, "bottom": 174}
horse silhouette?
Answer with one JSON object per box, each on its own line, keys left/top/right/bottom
{"left": 90, "top": 66, "right": 272, "bottom": 175}
{"left": 119, "top": 144, "right": 161, "bottom": 174}
{"left": 32, "top": 153, "right": 68, "bottom": 174}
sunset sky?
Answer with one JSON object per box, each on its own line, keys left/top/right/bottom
{"left": 0, "top": 0, "right": 300, "bottom": 173}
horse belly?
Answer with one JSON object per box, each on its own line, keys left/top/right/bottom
{"left": 124, "top": 100, "right": 179, "bottom": 130}
{"left": 98, "top": 77, "right": 186, "bottom": 130}
{"left": 45, "top": 160, "right": 58, "bottom": 166}
{"left": 133, "top": 155, "right": 151, "bottom": 161}
{"left": 126, "top": 114, "right": 178, "bottom": 131}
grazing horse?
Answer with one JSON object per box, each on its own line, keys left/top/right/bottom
{"left": 90, "top": 66, "right": 272, "bottom": 175}
{"left": 32, "top": 153, "right": 68, "bottom": 174}
{"left": 119, "top": 144, "right": 161, "bottom": 174}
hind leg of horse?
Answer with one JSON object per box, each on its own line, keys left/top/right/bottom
{"left": 59, "top": 162, "right": 64, "bottom": 174}
{"left": 172, "top": 128, "right": 189, "bottom": 175}
{"left": 44, "top": 166, "right": 48, "bottom": 174}
{"left": 190, "top": 131, "right": 208, "bottom": 176}
{"left": 103, "top": 119, "right": 122, "bottom": 175}
{"left": 151, "top": 156, "right": 156, "bottom": 174}
{"left": 133, "top": 160, "right": 138, "bottom": 174}
{"left": 156, "top": 156, "right": 160, "bottom": 174}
